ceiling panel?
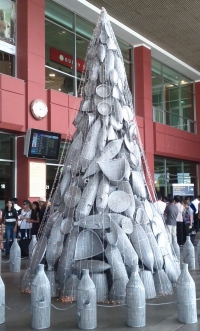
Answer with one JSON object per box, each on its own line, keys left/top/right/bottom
{"left": 86, "top": 0, "right": 200, "bottom": 71}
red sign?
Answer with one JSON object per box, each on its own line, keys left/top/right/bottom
{"left": 50, "top": 47, "right": 85, "bottom": 73}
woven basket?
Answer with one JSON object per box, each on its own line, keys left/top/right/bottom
{"left": 111, "top": 221, "right": 138, "bottom": 268}
{"left": 109, "top": 277, "right": 128, "bottom": 303}
{"left": 91, "top": 273, "right": 108, "bottom": 302}
{"left": 131, "top": 171, "right": 147, "bottom": 199}
{"left": 74, "top": 230, "right": 104, "bottom": 260}
{"left": 57, "top": 226, "right": 79, "bottom": 291}
{"left": 153, "top": 269, "right": 173, "bottom": 296}
{"left": 130, "top": 223, "right": 154, "bottom": 272}
{"left": 60, "top": 274, "right": 80, "bottom": 302}
{"left": 139, "top": 269, "right": 156, "bottom": 299}
{"left": 75, "top": 260, "right": 110, "bottom": 276}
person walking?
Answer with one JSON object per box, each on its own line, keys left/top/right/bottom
{"left": 183, "top": 199, "right": 194, "bottom": 244}
{"left": 2, "top": 199, "right": 18, "bottom": 256}
{"left": 174, "top": 195, "right": 184, "bottom": 246}
{"left": 18, "top": 200, "right": 32, "bottom": 239}
{"left": 190, "top": 196, "right": 200, "bottom": 233}
{"left": 11, "top": 198, "right": 21, "bottom": 216}
{"left": 28, "top": 201, "right": 40, "bottom": 236}
{"left": 164, "top": 197, "right": 178, "bottom": 244}
{"left": 154, "top": 193, "right": 166, "bottom": 216}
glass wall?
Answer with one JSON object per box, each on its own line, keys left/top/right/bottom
{"left": 152, "top": 59, "right": 195, "bottom": 133}
{"left": 45, "top": 0, "right": 133, "bottom": 97}
{"left": 0, "top": 0, "right": 16, "bottom": 76}
{"left": 0, "top": 51, "right": 14, "bottom": 76}
{"left": 0, "top": 0, "right": 16, "bottom": 45}
{"left": 154, "top": 156, "right": 198, "bottom": 197}
{"left": 0, "top": 132, "right": 15, "bottom": 208}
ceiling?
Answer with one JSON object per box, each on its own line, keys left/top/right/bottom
{"left": 86, "top": 0, "right": 200, "bottom": 71}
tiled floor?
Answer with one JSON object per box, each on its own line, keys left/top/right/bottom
{"left": 0, "top": 239, "right": 200, "bottom": 331}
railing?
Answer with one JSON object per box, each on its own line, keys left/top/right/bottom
{"left": 152, "top": 107, "right": 196, "bottom": 133}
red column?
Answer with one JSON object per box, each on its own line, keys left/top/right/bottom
{"left": 195, "top": 82, "right": 200, "bottom": 191}
{"left": 17, "top": 0, "right": 48, "bottom": 130}
{"left": 16, "top": 0, "right": 47, "bottom": 202}
{"left": 134, "top": 45, "right": 154, "bottom": 198}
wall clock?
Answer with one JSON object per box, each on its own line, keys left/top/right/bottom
{"left": 30, "top": 99, "right": 48, "bottom": 120}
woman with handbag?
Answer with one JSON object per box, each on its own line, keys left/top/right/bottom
{"left": 18, "top": 200, "right": 32, "bottom": 239}
{"left": 2, "top": 199, "right": 18, "bottom": 256}
{"left": 28, "top": 201, "right": 40, "bottom": 236}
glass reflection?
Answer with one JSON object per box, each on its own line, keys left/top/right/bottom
{"left": 0, "top": 161, "right": 14, "bottom": 206}
{"left": 0, "top": 133, "right": 14, "bottom": 160}
{"left": 154, "top": 156, "right": 198, "bottom": 197}
{"left": 152, "top": 58, "right": 195, "bottom": 133}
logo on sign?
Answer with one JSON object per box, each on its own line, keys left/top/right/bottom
{"left": 59, "top": 55, "right": 64, "bottom": 61}
{"left": 50, "top": 48, "right": 85, "bottom": 72}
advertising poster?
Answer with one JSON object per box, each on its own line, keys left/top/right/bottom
{"left": 0, "top": 0, "right": 16, "bottom": 46}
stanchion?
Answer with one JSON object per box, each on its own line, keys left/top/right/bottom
{"left": 9, "top": 239, "right": 21, "bottom": 272}
{"left": 77, "top": 269, "right": 97, "bottom": 329}
{"left": 126, "top": 265, "right": 146, "bottom": 327}
{"left": 31, "top": 264, "right": 51, "bottom": 329}
{"left": 177, "top": 263, "right": 197, "bottom": 324}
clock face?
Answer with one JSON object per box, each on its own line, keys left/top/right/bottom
{"left": 31, "top": 99, "right": 48, "bottom": 120}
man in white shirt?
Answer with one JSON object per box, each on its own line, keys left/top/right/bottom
{"left": 190, "top": 196, "right": 200, "bottom": 233}
{"left": 11, "top": 198, "right": 21, "bottom": 216}
{"left": 154, "top": 193, "right": 166, "bottom": 216}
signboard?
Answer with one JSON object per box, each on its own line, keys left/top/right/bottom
{"left": 0, "top": 0, "right": 16, "bottom": 50}
{"left": 29, "top": 162, "right": 46, "bottom": 197}
{"left": 50, "top": 47, "right": 85, "bottom": 72}
{"left": 172, "top": 183, "right": 194, "bottom": 196}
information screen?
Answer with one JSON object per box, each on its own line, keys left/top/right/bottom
{"left": 28, "top": 129, "right": 61, "bottom": 160}
{"left": 172, "top": 183, "right": 194, "bottom": 196}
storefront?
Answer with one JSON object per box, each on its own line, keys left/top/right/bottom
{"left": 154, "top": 156, "right": 198, "bottom": 197}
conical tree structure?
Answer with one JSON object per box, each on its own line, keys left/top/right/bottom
{"left": 27, "top": 8, "right": 179, "bottom": 303}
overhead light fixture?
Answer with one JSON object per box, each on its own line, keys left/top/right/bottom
{"left": 58, "top": 88, "right": 61, "bottom": 91}
{"left": 49, "top": 73, "right": 55, "bottom": 77}
{"left": 61, "top": 30, "right": 66, "bottom": 34}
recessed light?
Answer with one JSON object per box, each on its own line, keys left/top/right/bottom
{"left": 58, "top": 88, "right": 61, "bottom": 91}
{"left": 61, "top": 30, "right": 66, "bottom": 34}
{"left": 49, "top": 73, "right": 55, "bottom": 77}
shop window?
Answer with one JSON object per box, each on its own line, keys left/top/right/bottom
{"left": 0, "top": 51, "right": 14, "bottom": 76}
{"left": 45, "top": 0, "right": 73, "bottom": 31}
{"left": 45, "top": 0, "right": 133, "bottom": 97}
{"left": 0, "top": 161, "right": 14, "bottom": 208}
{"left": 154, "top": 156, "right": 198, "bottom": 197}
{"left": 0, "top": 0, "right": 16, "bottom": 45}
{"left": 152, "top": 59, "right": 195, "bottom": 133}
{"left": 0, "top": 132, "right": 15, "bottom": 207}
{"left": 0, "top": 133, "right": 14, "bottom": 159}
{"left": 76, "top": 14, "right": 95, "bottom": 39}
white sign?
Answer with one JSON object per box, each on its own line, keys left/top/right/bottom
{"left": 29, "top": 162, "right": 46, "bottom": 197}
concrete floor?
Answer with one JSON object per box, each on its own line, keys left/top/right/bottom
{"left": 0, "top": 242, "right": 200, "bottom": 331}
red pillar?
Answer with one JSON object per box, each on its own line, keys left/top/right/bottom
{"left": 134, "top": 45, "right": 155, "bottom": 198}
{"left": 195, "top": 81, "right": 200, "bottom": 191}
{"left": 16, "top": 0, "right": 47, "bottom": 202}
{"left": 17, "top": 0, "right": 48, "bottom": 130}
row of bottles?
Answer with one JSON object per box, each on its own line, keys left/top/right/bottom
{"left": 3, "top": 235, "right": 200, "bottom": 328}
{"left": 0, "top": 258, "right": 199, "bottom": 329}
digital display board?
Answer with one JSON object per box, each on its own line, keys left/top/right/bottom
{"left": 172, "top": 183, "right": 194, "bottom": 196}
{"left": 24, "top": 129, "right": 61, "bottom": 160}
